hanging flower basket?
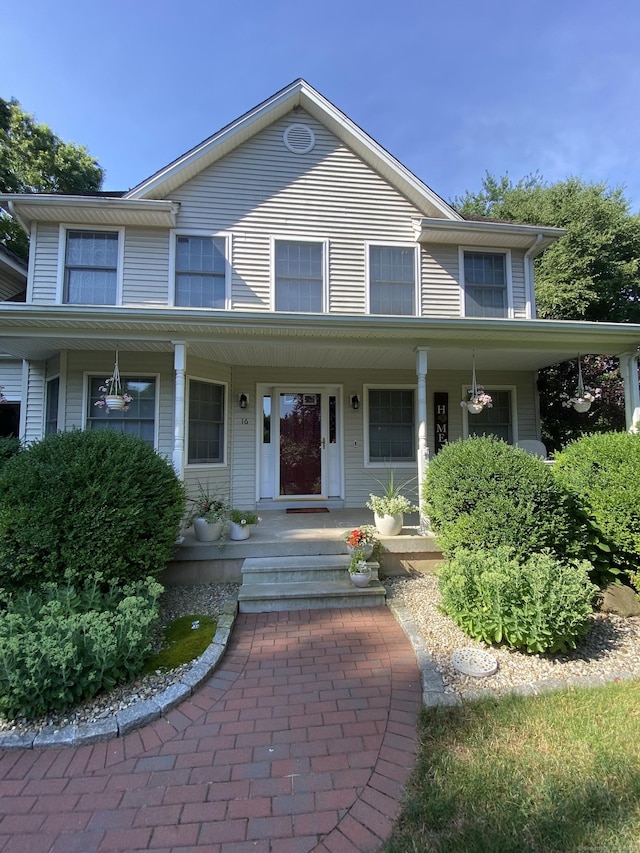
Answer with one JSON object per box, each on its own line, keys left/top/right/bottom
{"left": 93, "top": 351, "right": 133, "bottom": 414}
{"left": 461, "top": 354, "right": 492, "bottom": 414}
{"left": 561, "top": 358, "right": 601, "bottom": 414}
{"left": 104, "top": 394, "right": 127, "bottom": 411}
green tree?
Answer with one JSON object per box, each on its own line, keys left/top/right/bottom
{"left": 0, "top": 98, "right": 104, "bottom": 260}
{"left": 454, "top": 172, "right": 640, "bottom": 322}
{"left": 454, "top": 173, "right": 640, "bottom": 448}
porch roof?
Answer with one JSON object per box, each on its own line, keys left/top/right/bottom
{"left": 1, "top": 305, "right": 639, "bottom": 372}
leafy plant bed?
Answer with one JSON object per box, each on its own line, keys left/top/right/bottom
{"left": 0, "top": 582, "right": 239, "bottom": 737}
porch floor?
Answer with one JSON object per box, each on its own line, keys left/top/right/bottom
{"left": 165, "top": 510, "right": 444, "bottom": 585}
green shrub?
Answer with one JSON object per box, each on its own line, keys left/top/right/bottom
{"left": 0, "top": 578, "right": 162, "bottom": 719}
{"left": 439, "top": 547, "right": 596, "bottom": 653}
{"left": 553, "top": 432, "right": 640, "bottom": 577}
{"left": 0, "top": 436, "right": 20, "bottom": 469}
{"left": 0, "top": 429, "right": 186, "bottom": 592}
{"left": 424, "top": 437, "right": 588, "bottom": 561}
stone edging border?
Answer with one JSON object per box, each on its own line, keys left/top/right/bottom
{"left": 0, "top": 596, "right": 240, "bottom": 751}
{"left": 386, "top": 592, "right": 639, "bottom": 707}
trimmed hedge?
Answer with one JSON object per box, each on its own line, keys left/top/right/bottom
{"left": 0, "top": 429, "right": 186, "bottom": 592}
{"left": 439, "top": 547, "right": 596, "bottom": 653}
{"left": 424, "top": 436, "right": 587, "bottom": 561}
{"left": 553, "top": 432, "right": 640, "bottom": 576}
{"left": 0, "top": 578, "right": 163, "bottom": 719}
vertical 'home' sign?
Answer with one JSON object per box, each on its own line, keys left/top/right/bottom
{"left": 434, "top": 392, "right": 448, "bottom": 453}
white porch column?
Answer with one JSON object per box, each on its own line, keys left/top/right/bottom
{"left": 620, "top": 351, "right": 640, "bottom": 432}
{"left": 172, "top": 342, "right": 187, "bottom": 477}
{"left": 415, "top": 347, "right": 430, "bottom": 532}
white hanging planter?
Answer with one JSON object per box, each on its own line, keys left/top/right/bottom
{"left": 464, "top": 401, "right": 485, "bottom": 415}
{"left": 573, "top": 399, "right": 592, "bottom": 413}
{"left": 105, "top": 394, "right": 126, "bottom": 411}
{"left": 461, "top": 353, "right": 492, "bottom": 415}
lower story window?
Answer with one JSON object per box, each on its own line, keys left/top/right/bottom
{"left": 368, "top": 388, "right": 415, "bottom": 463}
{"left": 188, "top": 380, "right": 225, "bottom": 464}
{"left": 467, "top": 390, "right": 512, "bottom": 442}
{"left": 45, "top": 377, "right": 60, "bottom": 435}
{"left": 87, "top": 376, "right": 156, "bottom": 444}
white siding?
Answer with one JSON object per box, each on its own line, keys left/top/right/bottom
{"left": 169, "top": 111, "right": 424, "bottom": 314}
{"left": 421, "top": 245, "right": 461, "bottom": 317}
{"left": 0, "top": 359, "right": 23, "bottom": 400}
{"left": 123, "top": 228, "right": 170, "bottom": 305}
{"left": 30, "top": 223, "right": 59, "bottom": 303}
{"left": 22, "top": 361, "right": 45, "bottom": 442}
{"left": 511, "top": 250, "right": 527, "bottom": 317}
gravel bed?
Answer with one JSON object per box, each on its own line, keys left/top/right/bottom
{"left": 0, "top": 583, "right": 239, "bottom": 737}
{"left": 386, "top": 573, "right": 640, "bottom": 699}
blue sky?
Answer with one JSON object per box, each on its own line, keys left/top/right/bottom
{"left": 4, "top": 0, "right": 640, "bottom": 211}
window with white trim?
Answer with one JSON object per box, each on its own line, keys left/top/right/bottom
{"left": 187, "top": 379, "right": 225, "bottom": 464}
{"left": 466, "top": 390, "right": 513, "bottom": 442}
{"left": 368, "top": 388, "right": 415, "bottom": 463}
{"left": 175, "top": 235, "right": 226, "bottom": 308}
{"left": 87, "top": 376, "right": 156, "bottom": 444}
{"left": 463, "top": 251, "right": 508, "bottom": 317}
{"left": 368, "top": 245, "right": 416, "bottom": 315}
{"left": 45, "top": 377, "right": 59, "bottom": 435}
{"left": 274, "top": 240, "right": 324, "bottom": 312}
{"left": 64, "top": 230, "right": 118, "bottom": 304}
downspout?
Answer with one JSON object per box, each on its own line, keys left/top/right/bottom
{"left": 524, "top": 233, "right": 544, "bottom": 319}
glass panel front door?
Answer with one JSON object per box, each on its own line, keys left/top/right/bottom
{"left": 278, "top": 392, "right": 322, "bottom": 496}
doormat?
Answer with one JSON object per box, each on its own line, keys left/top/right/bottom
{"left": 286, "top": 508, "right": 330, "bottom": 514}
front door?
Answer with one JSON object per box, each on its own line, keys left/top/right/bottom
{"left": 277, "top": 391, "right": 324, "bottom": 497}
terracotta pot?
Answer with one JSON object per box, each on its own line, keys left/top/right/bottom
{"left": 193, "top": 518, "right": 223, "bottom": 542}
{"left": 374, "top": 512, "right": 403, "bottom": 536}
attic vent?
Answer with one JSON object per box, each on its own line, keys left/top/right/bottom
{"left": 283, "top": 124, "right": 315, "bottom": 154}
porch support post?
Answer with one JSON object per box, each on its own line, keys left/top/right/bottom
{"left": 415, "top": 347, "right": 431, "bottom": 533}
{"left": 620, "top": 351, "right": 640, "bottom": 432}
{"left": 172, "top": 341, "right": 187, "bottom": 477}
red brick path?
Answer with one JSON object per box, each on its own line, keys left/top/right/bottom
{"left": 0, "top": 607, "right": 421, "bottom": 852}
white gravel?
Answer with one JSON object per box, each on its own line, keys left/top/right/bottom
{"left": 385, "top": 573, "right": 640, "bottom": 699}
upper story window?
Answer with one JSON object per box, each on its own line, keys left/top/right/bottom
{"left": 64, "top": 230, "right": 118, "bottom": 304}
{"left": 274, "top": 240, "right": 325, "bottom": 312}
{"left": 175, "top": 235, "right": 227, "bottom": 309}
{"left": 463, "top": 251, "right": 509, "bottom": 318}
{"left": 368, "top": 245, "right": 416, "bottom": 315}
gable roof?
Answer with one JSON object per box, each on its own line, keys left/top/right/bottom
{"left": 124, "top": 79, "right": 462, "bottom": 221}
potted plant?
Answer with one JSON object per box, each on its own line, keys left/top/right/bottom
{"left": 229, "top": 509, "right": 261, "bottom": 540}
{"left": 366, "top": 472, "right": 417, "bottom": 536}
{"left": 188, "top": 484, "right": 230, "bottom": 542}
{"left": 94, "top": 375, "right": 133, "bottom": 413}
{"left": 461, "top": 387, "right": 493, "bottom": 415}
{"left": 348, "top": 549, "right": 372, "bottom": 587}
{"left": 344, "top": 525, "right": 378, "bottom": 560}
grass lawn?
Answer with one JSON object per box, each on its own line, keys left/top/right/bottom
{"left": 383, "top": 680, "right": 640, "bottom": 853}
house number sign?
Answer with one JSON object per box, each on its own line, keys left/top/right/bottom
{"left": 434, "top": 392, "right": 448, "bottom": 454}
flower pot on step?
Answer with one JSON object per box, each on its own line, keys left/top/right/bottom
{"left": 193, "top": 518, "right": 223, "bottom": 542}
{"left": 374, "top": 512, "right": 403, "bottom": 536}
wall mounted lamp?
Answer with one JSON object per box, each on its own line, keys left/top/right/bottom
{"left": 351, "top": 394, "right": 360, "bottom": 410}
{"left": 238, "top": 393, "right": 249, "bottom": 409}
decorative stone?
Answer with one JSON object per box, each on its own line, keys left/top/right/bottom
{"left": 451, "top": 647, "right": 498, "bottom": 678}
{"left": 601, "top": 583, "right": 640, "bottom": 618}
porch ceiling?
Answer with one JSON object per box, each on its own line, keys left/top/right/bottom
{"left": 1, "top": 306, "right": 639, "bottom": 372}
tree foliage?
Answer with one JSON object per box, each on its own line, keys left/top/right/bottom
{"left": 455, "top": 173, "right": 640, "bottom": 445}
{"left": 0, "top": 97, "right": 104, "bottom": 259}
{"left": 454, "top": 172, "right": 640, "bottom": 323}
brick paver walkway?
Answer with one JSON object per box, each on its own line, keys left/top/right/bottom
{"left": 0, "top": 607, "right": 421, "bottom": 852}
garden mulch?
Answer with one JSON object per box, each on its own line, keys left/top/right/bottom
{"left": 0, "top": 606, "right": 421, "bottom": 852}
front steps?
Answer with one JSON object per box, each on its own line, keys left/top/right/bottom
{"left": 238, "top": 555, "right": 386, "bottom": 612}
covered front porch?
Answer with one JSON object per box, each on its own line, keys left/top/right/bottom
{"left": 164, "top": 508, "right": 442, "bottom": 586}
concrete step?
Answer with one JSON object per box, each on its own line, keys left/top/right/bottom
{"left": 238, "top": 579, "right": 386, "bottom": 612}
{"left": 242, "top": 555, "right": 380, "bottom": 584}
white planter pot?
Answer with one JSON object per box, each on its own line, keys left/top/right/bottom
{"left": 374, "top": 512, "right": 403, "bottom": 536}
{"left": 572, "top": 400, "right": 592, "bottom": 413}
{"left": 465, "top": 402, "right": 484, "bottom": 414}
{"left": 193, "top": 518, "right": 223, "bottom": 542}
{"left": 347, "top": 543, "right": 374, "bottom": 560}
{"left": 229, "top": 521, "right": 251, "bottom": 540}
{"left": 350, "top": 569, "right": 371, "bottom": 588}
{"left": 105, "top": 394, "right": 126, "bottom": 411}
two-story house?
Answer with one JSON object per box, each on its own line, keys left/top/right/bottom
{"left": 1, "top": 79, "right": 640, "bottom": 518}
